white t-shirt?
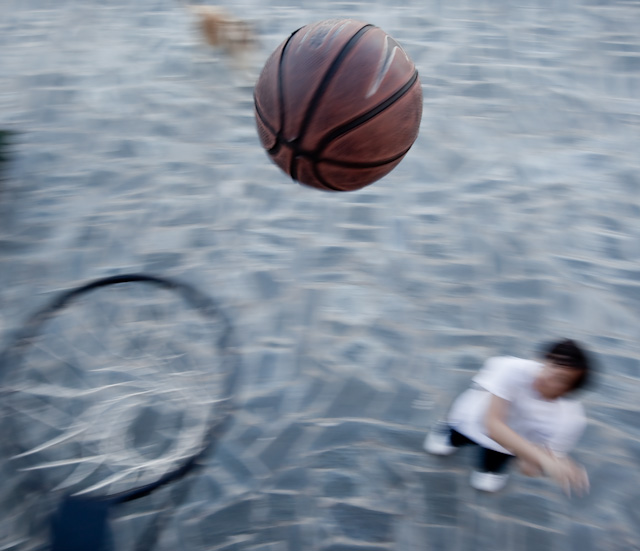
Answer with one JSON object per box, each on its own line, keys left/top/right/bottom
{"left": 447, "top": 356, "right": 587, "bottom": 455}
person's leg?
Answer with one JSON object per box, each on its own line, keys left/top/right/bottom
{"left": 449, "top": 428, "right": 479, "bottom": 448}
{"left": 478, "top": 448, "right": 513, "bottom": 473}
{"left": 424, "top": 424, "right": 478, "bottom": 455}
{"left": 470, "top": 448, "right": 513, "bottom": 492}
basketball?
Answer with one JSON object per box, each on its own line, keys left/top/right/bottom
{"left": 254, "top": 19, "right": 423, "bottom": 192}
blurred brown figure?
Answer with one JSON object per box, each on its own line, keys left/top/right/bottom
{"left": 184, "top": 2, "right": 257, "bottom": 67}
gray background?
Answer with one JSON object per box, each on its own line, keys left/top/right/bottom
{"left": 1, "top": 0, "right": 639, "bottom": 550}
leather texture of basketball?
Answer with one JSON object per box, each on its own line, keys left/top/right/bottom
{"left": 254, "top": 19, "right": 423, "bottom": 192}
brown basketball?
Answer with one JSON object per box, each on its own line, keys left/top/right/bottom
{"left": 254, "top": 19, "right": 423, "bottom": 192}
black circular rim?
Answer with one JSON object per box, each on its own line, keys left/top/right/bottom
{"left": 0, "top": 273, "right": 239, "bottom": 502}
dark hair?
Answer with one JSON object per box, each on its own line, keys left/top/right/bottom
{"left": 543, "top": 339, "right": 592, "bottom": 391}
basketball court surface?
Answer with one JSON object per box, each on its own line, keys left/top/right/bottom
{"left": 1, "top": 1, "right": 639, "bottom": 549}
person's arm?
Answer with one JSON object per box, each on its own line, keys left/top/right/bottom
{"left": 485, "top": 394, "right": 589, "bottom": 496}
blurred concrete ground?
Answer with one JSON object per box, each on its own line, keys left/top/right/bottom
{"left": 1, "top": 0, "right": 639, "bottom": 550}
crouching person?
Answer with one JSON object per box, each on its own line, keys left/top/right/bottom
{"left": 424, "top": 339, "right": 592, "bottom": 495}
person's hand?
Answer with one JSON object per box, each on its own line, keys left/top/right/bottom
{"left": 538, "top": 449, "right": 589, "bottom": 497}
{"left": 518, "top": 458, "right": 543, "bottom": 477}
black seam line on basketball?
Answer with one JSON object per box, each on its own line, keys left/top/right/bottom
{"left": 312, "top": 165, "right": 343, "bottom": 192}
{"left": 267, "top": 141, "right": 281, "bottom": 156}
{"left": 277, "top": 28, "right": 304, "bottom": 180}
{"left": 319, "top": 145, "right": 414, "bottom": 169}
{"left": 254, "top": 99, "right": 280, "bottom": 154}
{"left": 255, "top": 29, "right": 301, "bottom": 159}
{"left": 277, "top": 27, "right": 302, "bottom": 139}
{"left": 311, "top": 143, "right": 413, "bottom": 191}
{"left": 294, "top": 23, "right": 374, "bottom": 146}
{"left": 315, "top": 69, "right": 420, "bottom": 157}
{"left": 254, "top": 96, "right": 277, "bottom": 137}
{"left": 290, "top": 24, "right": 374, "bottom": 181}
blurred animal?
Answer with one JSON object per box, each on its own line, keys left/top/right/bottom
{"left": 183, "top": 2, "right": 257, "bottom": 66}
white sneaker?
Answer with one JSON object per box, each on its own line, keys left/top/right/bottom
{"left": 424, "top": 422, "right": 457, "bottom": 456}
{"left": 470, "top": 470, "right": 509, "bottom": 492}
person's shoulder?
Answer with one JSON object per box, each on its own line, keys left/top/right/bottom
{"left": 474, "top": 356, "right": 540, "bottom": 390}
{"left": 484, "top": 356, "right": 541, "bottom": 376}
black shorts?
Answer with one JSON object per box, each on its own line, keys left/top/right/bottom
{"left": 448, "top": 427, "right": 513, "bottom": 473}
